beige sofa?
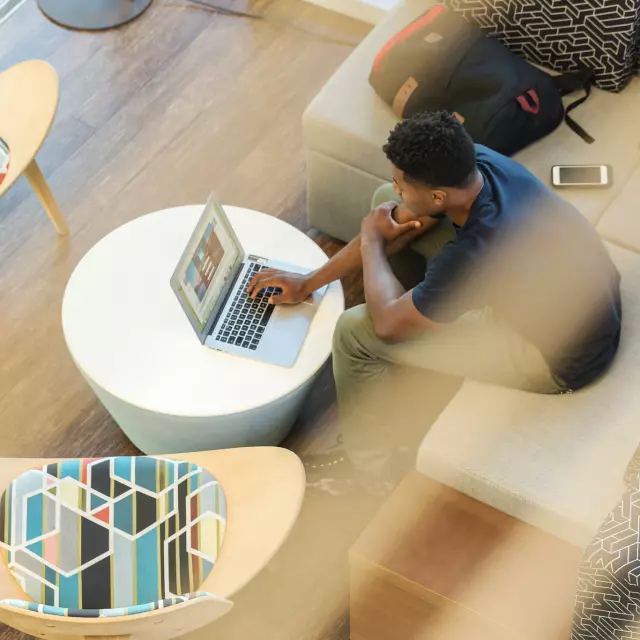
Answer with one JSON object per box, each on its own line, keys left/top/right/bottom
{"left": 303, "top": 0, "right": 640, "bottom": 550}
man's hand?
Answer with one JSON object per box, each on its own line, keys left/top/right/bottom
{"left": 361, "top": 202, "right": 421, "bottom": 245}
{"left": 247, "top": 269, "right": 311, "bottom": 304}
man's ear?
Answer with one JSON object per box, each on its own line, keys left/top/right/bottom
{"left": 432, "top": 189, "right": 447, "bottom": 206}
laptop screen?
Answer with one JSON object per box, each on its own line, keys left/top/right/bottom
{"left": 171, "top": 196, "right": 242, "bottom": 341}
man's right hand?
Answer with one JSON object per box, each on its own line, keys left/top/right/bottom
{"left": 363, "top": 202, "right": 421, "bottom": 244}
{"left": 247, "top": 268, "right": 311, "bottom": 305}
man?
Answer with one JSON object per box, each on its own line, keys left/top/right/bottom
{"left": 249, "top": 111, "right": 622, "bottom": 475}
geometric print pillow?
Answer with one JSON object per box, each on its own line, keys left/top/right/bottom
{"left": 0, "top": 457, "right": 226, "bottom": 612}
{"left": 571, "top": 474, "right": 640, "bottom": 639}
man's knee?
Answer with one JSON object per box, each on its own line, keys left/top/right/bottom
{"left": 333, "top": 305, "right": 375, "bottom": 356}
{"left": 371, "top": 183, "right": 400, "bottom": 210}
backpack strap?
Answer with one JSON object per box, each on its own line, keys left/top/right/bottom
{"left": 553, "top": 69, "right": 595, "bottom": 144}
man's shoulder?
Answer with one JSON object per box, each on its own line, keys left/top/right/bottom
{"left": 474, "top": 144, "right": 531, "bottom": 179}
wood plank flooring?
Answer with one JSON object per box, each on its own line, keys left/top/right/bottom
{"left": 0, "top": 4, "right": 459, "bottom": 640}
{"left": 0, "top": 0, "right": 367, "bottom": 460}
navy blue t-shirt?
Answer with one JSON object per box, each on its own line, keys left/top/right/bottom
{"left": 412, "top": 145, "right": 621, "bottom": 390}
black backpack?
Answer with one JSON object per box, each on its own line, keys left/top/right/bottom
{"left": 369, "top": 5, "right": 594, "bottom": 157}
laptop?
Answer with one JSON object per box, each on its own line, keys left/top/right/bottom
{"left": 170, "top": 194, "right": 325, "bottom": 367}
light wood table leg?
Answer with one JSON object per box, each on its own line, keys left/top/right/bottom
{"left": 24, "top": 159, "right": 69, "bottom": 236}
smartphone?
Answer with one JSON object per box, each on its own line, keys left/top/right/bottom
{"left": 551, "top": 164, "right": 611, "bottom": 188}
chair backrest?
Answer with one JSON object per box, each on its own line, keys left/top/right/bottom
{"left": 0, "top": 457, "right": 227, "bottom": 610}
{"left": 0, "top": 456, "right": 232, "bottom": 638}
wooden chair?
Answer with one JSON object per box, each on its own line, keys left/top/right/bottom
{"left": 0, "top": 60, "right": 69, "bottom": 235}
{"left": 0, "top": 447, "right": 305, "bottom": 640}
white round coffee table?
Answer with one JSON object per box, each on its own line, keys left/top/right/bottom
{"left": 62, "top": 205, "right": 344, "bottom": 454}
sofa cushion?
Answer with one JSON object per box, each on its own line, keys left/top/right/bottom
{"left": 0, "top": 457, "right": 227, "bottom": 611}
{"left": 303, "top": 0, "right": 640, "bottom": 226}
{"left": 416, "top": 242, "right": 640, "bottom": 549}
{"left": 596, "top": 162, "right": 640, "bottom": 253}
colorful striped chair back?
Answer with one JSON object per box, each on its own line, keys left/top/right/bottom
{"left": 0, "top": 456, "right": 229, "bottom": 618}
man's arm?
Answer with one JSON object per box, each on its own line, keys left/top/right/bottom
{"left": 361, "top": 234, "right": 435, "bottom": 341}
{"left": 248, "top": 203, "right": 440, "bottom": 303}
{"left": 306, "top": 213, "right": 432, "bottom": 291}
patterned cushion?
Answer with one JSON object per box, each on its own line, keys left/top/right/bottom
{"left": 0, "top": 592, "right": 219, "bottom": 618}
{"left": 0, "top": 457, "right": 226, "bottom": 611}
{"left": 572, "top": 476, "right": 640, "bottom": 638}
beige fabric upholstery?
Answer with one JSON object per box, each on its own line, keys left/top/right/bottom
{"left": 597, "top": 163, "right": 640, "bottom": 253}
{"left": 303, "top": 0, "right": 640, "bottom": 240}
{"left": 305, "top": 0, "right": 640, "bottom": 546}
{"left": 416, "top": 243, "right": 640, "bottom": 549}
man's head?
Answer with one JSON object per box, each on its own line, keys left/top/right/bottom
{"left": 383, "top": 111, "right": 478, "bottom": 218}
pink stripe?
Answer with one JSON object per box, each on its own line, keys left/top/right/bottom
{"left": 43, "top": 533, "right": 58, "bottom": 564}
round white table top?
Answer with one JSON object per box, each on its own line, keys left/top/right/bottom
{"left": 62, "top": 206, "right": 344, "bottom": 417}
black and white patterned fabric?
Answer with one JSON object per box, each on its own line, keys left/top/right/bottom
{"left": 443, "top": 0, "right": 640, "bottom": 92}
{"left": 571, "top": 450, "right": 640, "bottom": 639}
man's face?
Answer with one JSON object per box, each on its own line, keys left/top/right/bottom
{"left": 391, "top": 166, "right": 447, "bottom": 218}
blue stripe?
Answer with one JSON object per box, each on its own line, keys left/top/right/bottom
{"left": 134, "top": 458, "right": 157, "bottom": 492}
{"left": 44, "top": 566, "right": 56, "bottom": 605}
{"left": 114, "top": 494, "right": 133, "bottom": 536}
{"left": 90, "top": 494, "right": 107, "bottom": 510}
{"left": 127, "top": 603, "right": 154, "bottom": 615}
{"left": 59, "top": 573, "right": 80, "bottom": 610}
{"left": 114, "top": 457, "right": 132, "bottom": 482}
{"left": 136, "top": 528, "right": 160, "bottom": 604}
{"left": 58, "top": 460, "right": 81, "bottom": 481}
{"left": 43, "top": 605, "right": 66, "bottom": 616}
{"left": 25, "top": 494, "right": 44, "bottom": 542}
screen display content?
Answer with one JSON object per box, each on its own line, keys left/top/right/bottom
{"left": 175, "top": 203, "right": 240, "bottom": 331}
{"left": 558, "top": 166, "right": 603, "bottom": 184}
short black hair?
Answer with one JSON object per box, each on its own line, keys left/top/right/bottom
{"left": 383, "top": 111, "right": 477, "bottom": 188}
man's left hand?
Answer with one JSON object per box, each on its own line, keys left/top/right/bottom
{"left": 361, "top": 202, "right": 421, "bottom": 245}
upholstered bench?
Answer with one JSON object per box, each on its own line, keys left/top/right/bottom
{"left": 417, "top": 239, "right": 640, "bottom": 549}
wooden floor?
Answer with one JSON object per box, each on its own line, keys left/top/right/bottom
{"left": 0, "top": 3, "right": 459, "bottom": 640}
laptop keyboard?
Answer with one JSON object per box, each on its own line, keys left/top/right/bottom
{"left": 215, "top": 262, "right": 282, "bottom": 351}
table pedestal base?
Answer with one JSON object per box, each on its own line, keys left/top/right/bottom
{"left": 84, "top": 371, "right": 320, "bottom": 453}
{"left": 38, "top": 0, "right": 153, "bottom": 30}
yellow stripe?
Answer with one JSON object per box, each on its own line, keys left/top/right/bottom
{"left": 3, "top": 490, "right": 8, "bottom": 543}
{"left": 110, "top": 542, "right": 114, "bottom": 608}
{"left": 156, "top": 460, "right": 161, "bottom": 600}
{"left": 216, "top": 486, "right": 221, "bottom": 554}
{"left": 41, "top": 494, "right": 46, "bottom": 604}
{"left": 160, "top": 508, "right": 169, "bottom": 595}
{"left": 187, "top": 473, "right": 194, "bottom": 592}
{"left": 78, "top": 510, "right": 82, "bottom": 608}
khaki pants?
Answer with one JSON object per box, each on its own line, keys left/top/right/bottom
{"left": 333, "top": 185, "right": 562, "bottom": 460}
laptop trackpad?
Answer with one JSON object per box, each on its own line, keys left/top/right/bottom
{"left": 260, "top": 304, "right": 315, "bottom": 367}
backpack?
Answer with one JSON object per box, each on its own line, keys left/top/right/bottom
{"left": 369, "top": 5, "right": 594, "bottom": 157}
